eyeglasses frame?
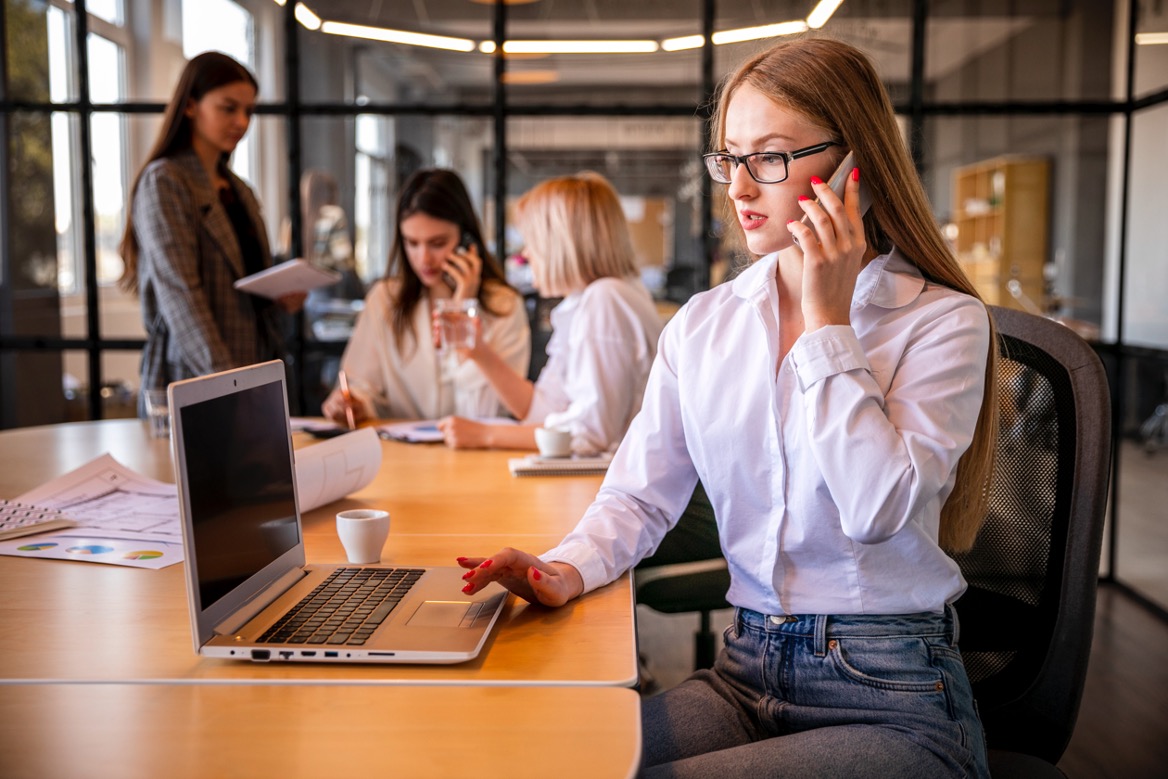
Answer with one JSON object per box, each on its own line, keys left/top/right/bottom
{"left": 702, "top": 141, "right": 839, "bottom": 185}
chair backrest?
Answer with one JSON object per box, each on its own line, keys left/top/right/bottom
{"left": 952, "top": 306, "right": 1111, "bottom": 764}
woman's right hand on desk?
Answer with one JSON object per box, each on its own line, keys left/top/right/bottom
{"left": 457, "top": 548, "right": 584, "bottom": 607}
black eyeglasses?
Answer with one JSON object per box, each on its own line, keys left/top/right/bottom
{"left": 702, "top": 141, "right": 838, "bottom": 184}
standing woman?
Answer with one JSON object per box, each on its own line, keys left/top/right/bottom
{"left": 459, "top": 37, "right": 999, "bottom": 778}
{"left": 120, "top": 51, "right": 303, "bottom": 403}
{"left": 321, "top": 169, "right": 530, "bottom": 423}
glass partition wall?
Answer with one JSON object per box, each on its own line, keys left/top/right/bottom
{"left": 2, "top": 0, "right": 1166, "bottom": 613}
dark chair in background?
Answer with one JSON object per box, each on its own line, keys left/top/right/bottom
{"left": 953, "top": 305, "right": 1110, "bottom": 777}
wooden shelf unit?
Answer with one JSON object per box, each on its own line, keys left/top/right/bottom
{"left": 952, "top": 157, "right": 1050, "bottom": 310}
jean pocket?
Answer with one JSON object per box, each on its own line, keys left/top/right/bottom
{"left": 826, "top": 635, "right": 947, "bottom": 693}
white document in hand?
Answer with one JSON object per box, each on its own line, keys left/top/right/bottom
{"left": 233, "top": 259, "right": 341, "bottom": 299}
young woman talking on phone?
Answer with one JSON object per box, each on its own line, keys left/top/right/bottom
{"left": 322, "top": 169, "right": 529, "bottom": 423}
{"left": 458, "top": 38, "right": 998, "bottom": 778}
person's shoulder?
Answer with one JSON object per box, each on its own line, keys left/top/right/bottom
{"left": 365, "top": 278, "right": 399, "bottom": 310}
{"left": 480, "top": 279, "right": 524, "bottom": 317}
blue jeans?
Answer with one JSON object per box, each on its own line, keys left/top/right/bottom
{"left": 642, "top": 607, "right": 989, "bottom": 778}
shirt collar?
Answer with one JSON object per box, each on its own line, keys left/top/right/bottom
{"left": 730, "top": 246, "right": 925, "bottom": 311}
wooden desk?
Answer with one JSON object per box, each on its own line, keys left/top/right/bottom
{"left": 0, "top": 684, "right": 641, "bottom": 778}
{"left": 0, "top": 420, "right": 636, "bottom": 686}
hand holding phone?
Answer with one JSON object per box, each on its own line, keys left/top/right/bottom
{"left": 794, "top": 151, "right": 871, "bottom": 244}
{"left": 443, "top": 230, "right": 482, "bottom": 298}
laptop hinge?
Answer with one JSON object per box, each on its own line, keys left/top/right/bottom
{"left": 213, "top": 567, "right": 306, "bottom": 637}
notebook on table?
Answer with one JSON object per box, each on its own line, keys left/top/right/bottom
{"left": 168, "top": 360, "right": 506, "bottom": 664}
{"left": 508, "top": 453, "right": 612, "bottom": 477}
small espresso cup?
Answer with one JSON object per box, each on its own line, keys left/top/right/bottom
{"left": 336, "top": 509, "right": 390, "bottom": 564}
{"left": 534, "top": 427, "right": 572, "bottom": 458}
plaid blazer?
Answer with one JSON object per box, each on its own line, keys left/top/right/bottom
{"left": 133, "top": 150, "right": 283, "bottom": 394}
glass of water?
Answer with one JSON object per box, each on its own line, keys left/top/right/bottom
{"left": 435, "top": 298, "right": 479, "bottom": 354}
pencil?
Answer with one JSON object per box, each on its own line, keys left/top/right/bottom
{"left": 337, "top": 370, "right": 356, "bottom": 430}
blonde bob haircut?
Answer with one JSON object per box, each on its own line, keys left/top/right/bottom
{"left": 712, "top": 36, "right": 999, "bottom": 553}
{"left": 515, "top": 172, "right": 638, "bottom": 298}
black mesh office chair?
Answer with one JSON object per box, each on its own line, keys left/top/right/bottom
{"left": 953, "top": 305, "right": 1111, "bottom": 777}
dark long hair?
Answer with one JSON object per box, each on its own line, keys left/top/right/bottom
{"left": 118, "top": 52, "right": 258, "bottom": 293}
{"left": 386, "top": 168, "right": 515, "bottom": 350}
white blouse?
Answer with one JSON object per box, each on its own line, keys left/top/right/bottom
{"left": 541, "top": 249, "right": 990, "bottom": 617}
{"left": 524, "top": 276, "right": 663, "bottom": 454}
{"left": 340, "top": 280, "right": 531, "bottom": 420}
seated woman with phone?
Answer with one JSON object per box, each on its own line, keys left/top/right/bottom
{"left": 321, "top": 168, "right": 529, "bottom": 423}
{"left": 437, "top": 172, "right": 662, "bottom": 454}
{"left": 457, "top": 38, "right": 999, "bottom": 778}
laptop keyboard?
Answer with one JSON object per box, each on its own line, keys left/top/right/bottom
{"left": 258, "top": 567, "right": 424, "bottom": 646}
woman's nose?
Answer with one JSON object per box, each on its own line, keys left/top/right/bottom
{"left": 726, "top": 162, "right": 757, "bottom": 201}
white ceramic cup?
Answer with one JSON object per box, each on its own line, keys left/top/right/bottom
{"left": 336, "top": 509, "right": 390, "bottom": 564}
{"left": 534, "top": 427, "right": 572, "bottom": 458}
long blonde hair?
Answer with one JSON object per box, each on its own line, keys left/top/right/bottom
{"left": 515, "top": 172, "right": 638, "bottom": 298}
{"left": 712, "top": 37, "right": 998, "bottom": 552}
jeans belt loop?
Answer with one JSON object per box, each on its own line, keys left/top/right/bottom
{"left": 946, "top": 602, "right": 961, "bottom": 645}
{"left": 814, "top": 614, "right": 828, "bottom": 657}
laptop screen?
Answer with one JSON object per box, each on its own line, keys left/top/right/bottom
{"left": 178, "top": 377, "right": 300, "bottom": 610}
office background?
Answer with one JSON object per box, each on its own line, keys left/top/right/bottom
{"left": 1, "top": 0, "right": 1165, "bottom": 618}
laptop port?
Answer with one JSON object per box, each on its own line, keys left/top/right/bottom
{"left": 324, "top": 651, "right": 338, "bottom": 658}
{"left": 300, "top": 651, "right": 317, "bottom": 657}
{"left": 250, "top": 649, "right": 271, "bottom": 661}
{"left": 278, "top": 651, "right": 293, "bottom": 659}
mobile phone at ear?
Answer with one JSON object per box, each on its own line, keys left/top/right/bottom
{"left": 443, "top": 231, "right": 477, "bottom": 290}
{"left": 797, "top": 151, "right": 872, "bottom": 235}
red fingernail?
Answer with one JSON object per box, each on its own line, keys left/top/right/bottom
{"left": 480, "top": 559, "right": 493, "bottom": 569}
{"left": 787, "top": 219, "right": 797, "bottom": 224}
{"left": 462, "top": 583, "right": 473, "bottom": 594}
{"left": 851, "top": 167, "right": 860, "bottom": 182}
{"left": 798, "top": 195, "right": 811, "bottom": 202}
{"left": 532, "top": 568, "right": 542, "bottom": 581}
{"left": 462, "top": 570, "right": 474, "bottom": 580}
{"left": 456, "top": 557, "right": 468, "bottom": 563}
{"left": 810, "top": 176, "right": 823, "bottom": 186}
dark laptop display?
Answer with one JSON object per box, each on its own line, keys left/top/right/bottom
{"left": 179, "top": 377, "right": 299, "bottom": 610}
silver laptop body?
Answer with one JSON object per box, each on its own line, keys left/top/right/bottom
{"left": 168, "top": 360, "right": 506, "bottom": 664}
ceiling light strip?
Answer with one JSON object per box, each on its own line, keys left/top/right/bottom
{"left": 502, "top": 40, "right": 659, "bottom": 54}
{"left": 807, "top": 0, "right": 845, "bottom": 30}
{"left": 1135, "top": 32, "right": 1168, "bottom": 45}
{"left": 319, "top": 21, "right": 476, "bottom": 52}
{"left": 712, "top": 21, "right": 809, "bottom": 45}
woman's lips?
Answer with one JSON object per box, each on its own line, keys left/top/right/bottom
{"left": 739, "top": 211, "right": 767, "bottom": 231}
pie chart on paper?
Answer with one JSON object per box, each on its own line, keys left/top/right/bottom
{"left": 17, "top": 542, "right": 58, "bottom": 552}
{"left": 124, "top": 550, "right": 164, "bottom": 561}
{"left": 66, "top": 544, "right": 114, "bottom": 555}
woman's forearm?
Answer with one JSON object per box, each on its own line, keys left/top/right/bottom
{"left": 472, "top": 345, "right": 535, "bottom": 419}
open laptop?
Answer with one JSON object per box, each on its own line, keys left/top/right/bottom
{"left": 168, "top": 360, "right": 507, "bottom": 664}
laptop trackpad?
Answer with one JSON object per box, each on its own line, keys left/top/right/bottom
{"left": 406, "top": 600, "right": 481, "bottom": 628}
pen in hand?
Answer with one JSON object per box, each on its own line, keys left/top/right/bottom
{"left": 337, "top": 370, "right": 357, "bottom": 431}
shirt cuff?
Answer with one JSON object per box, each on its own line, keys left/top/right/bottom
{"left": 790, "top": 325, "right": 870, "bottom": 390}
{"left": 539, "top": 540, "right": 609, "bottom": 594}
{"left": 523, "top": 386, "right": 556, "bottom": 427}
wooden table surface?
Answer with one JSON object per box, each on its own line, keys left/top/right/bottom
{"left": 0, "top": 420, "right": 637, "bottom": 686}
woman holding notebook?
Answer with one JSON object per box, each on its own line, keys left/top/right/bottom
{"left": 119, "top": 52, "right": 303, "bottom": 406}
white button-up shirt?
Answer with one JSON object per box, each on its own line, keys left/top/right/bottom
{"left": 542, "top": 248, "right": 990, "bottom": 616}
{"left": 525, "top": 276, "right": 663, "bottom": 454}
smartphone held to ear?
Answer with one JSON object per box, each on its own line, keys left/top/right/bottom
{"left": 795, "top": 152, "right": 872, "bottom": 244}
{"left": 443, "top": 231, "right": 477, "bottom": 291}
